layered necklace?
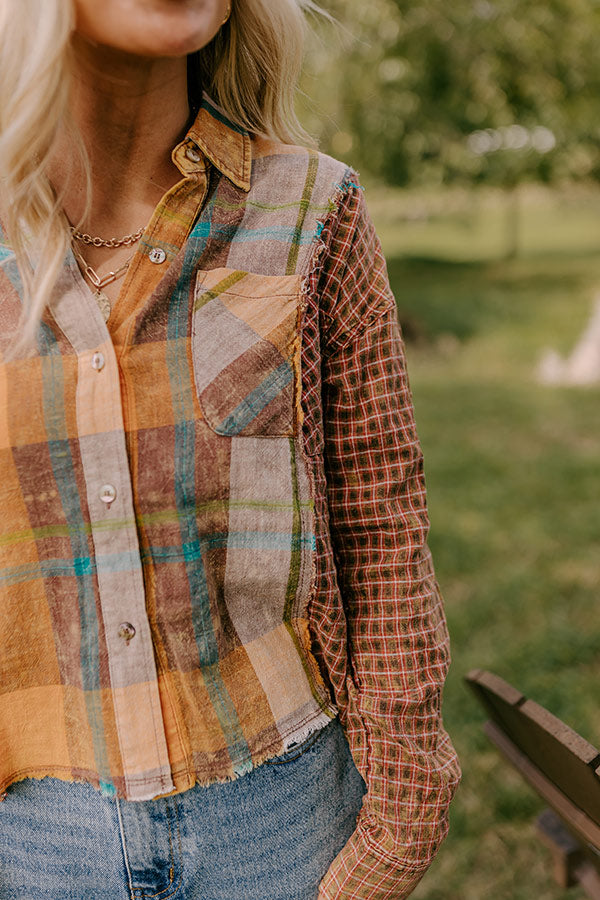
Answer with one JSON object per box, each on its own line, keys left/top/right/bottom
{"left": 70, "top": 223, "right": 144, "bottom": 321}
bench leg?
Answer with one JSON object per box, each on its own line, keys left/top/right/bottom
{"left": 536, "top": 808, "right": 600, "bottom": 899}
{"left": 575, "top": 861, "right": 600, "bottom": 900}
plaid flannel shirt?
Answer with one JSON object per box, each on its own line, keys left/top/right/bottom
{"left": 0, "top": 95, "right": 459, "bottom": 898}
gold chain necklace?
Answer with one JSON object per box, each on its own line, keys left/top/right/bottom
{"left": 71, "top": 243, "right": 135, "bottom": 322}
{"left": 70, "top": 224, "right": 145, "bottom": 249}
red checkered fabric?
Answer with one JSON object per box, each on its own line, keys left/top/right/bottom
{"left": 302, "top": 188, "right": 460, "bottom": 898}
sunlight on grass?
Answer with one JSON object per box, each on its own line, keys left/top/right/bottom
{"left": 367, "top": 182, "right": 600, "bottom": 263}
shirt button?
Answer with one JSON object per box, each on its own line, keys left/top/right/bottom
{"left": 185, "top": 145, "right": 202, "bottom": 163}
{"left": 100, "top": 484, "right": 117, "bottom": 507}
{"left": 118, "top": 622, "right": 136, "bottom": 644}
{"left": 91, "top": 351, "right": 105, "bottom": 372}
{"left": 149, "top": 247, "right": 166, "bottom": 265}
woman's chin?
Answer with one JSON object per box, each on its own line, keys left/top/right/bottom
{"left": 73, "top": 0, "right": 227, "bottom": 59}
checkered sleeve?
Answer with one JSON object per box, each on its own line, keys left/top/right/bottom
{"left": 315, "top": 184, "right": 461, "bottom": 899}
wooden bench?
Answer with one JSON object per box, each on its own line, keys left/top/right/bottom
{"left": 465, "top": 669, "right": 600, "bottom": 897}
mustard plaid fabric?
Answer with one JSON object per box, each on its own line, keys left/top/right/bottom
{"left": 0, "top": 95, "right": 459, "bottom": 898}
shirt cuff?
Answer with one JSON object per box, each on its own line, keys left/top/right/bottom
{"left": 318, "top": 825, "right": 428, "bottom": 900}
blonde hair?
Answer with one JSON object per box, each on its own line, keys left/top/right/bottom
{"left": 0, "top": 0, "right": 320, "bottom": 350}
{"left": 192, "top": 0, "right": 320, "bottom": 144}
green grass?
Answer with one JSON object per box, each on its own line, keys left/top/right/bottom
{"left": 367, "top": 183, "right": 600, "bottom": 900}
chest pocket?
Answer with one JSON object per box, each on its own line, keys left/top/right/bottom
{"left": 192, "top": 269, "right": 303, "bottom": 437}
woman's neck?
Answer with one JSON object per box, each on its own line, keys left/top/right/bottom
{"left": 48, "top": 35, "right": 191, "bottom": 238}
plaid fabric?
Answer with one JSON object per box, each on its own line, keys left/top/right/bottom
{"left": 0, "top": 94, "right": 459, "bottom": 896}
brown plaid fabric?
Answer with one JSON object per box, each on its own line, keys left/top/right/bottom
{"left": 0, "top": 95, "right": 459, "bottom": 898}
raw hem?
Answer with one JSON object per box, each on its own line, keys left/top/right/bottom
{"left": 0, "top": 706, "right": 338, "bottom": 803}
{"left": 170, "top": 704, "right": 338, "bottom": 794}
{"left": 281, "top": 707, "right": 336, "bottom": 754}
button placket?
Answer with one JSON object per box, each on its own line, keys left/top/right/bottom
{"left": 50, "top": 205, "right": 175, "bottom": 798}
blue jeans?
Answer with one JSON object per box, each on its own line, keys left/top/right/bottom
{"left": 0, "top": 717, "right": 365, "bottom": 900}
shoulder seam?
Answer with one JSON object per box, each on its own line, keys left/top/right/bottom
{"left": 301, "top": 167, "right": 361, "bottom": 288}
{"left": 301, "top": 172, "right": 395, "bottom": 354}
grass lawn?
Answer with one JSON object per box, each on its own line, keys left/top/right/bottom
{"left": 367, "top": 183, "right": 600, "bottom": 900}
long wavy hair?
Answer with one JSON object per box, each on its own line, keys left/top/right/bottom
{"left": 0, "top": 0, "right": 320, "bottom": 350}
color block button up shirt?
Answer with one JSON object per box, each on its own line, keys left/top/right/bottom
{"left": 0, "top": 96, "right": 459, "bottom": 899}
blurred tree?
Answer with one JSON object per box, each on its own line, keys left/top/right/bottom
{"left": 302, "top": 0, "right": 600, "bottom": 189}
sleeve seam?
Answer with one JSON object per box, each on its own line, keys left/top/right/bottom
{"left": 302, "top": 167, "right": 360, "bottom": 282}
{"left": 302, "top": 171, "right": 366, "bottom": 335}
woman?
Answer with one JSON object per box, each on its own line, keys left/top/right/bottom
{"left": 0, "top": 1, "right": 459, "bottom": 898}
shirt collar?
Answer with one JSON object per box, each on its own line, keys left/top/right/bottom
{"left": 172, "top": 92, "right": 252, "bottom": 192}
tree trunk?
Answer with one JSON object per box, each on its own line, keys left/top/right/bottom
{"left": 505, "top": 185, "right": 520, "bottom": 260}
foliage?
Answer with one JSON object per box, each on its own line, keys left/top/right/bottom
{"left": 302, "top": 0, "right": 600, "bottom": 187}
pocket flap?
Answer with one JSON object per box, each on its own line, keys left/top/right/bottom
{"left": 192, "top": 269, "right": 303, "bottom": 436}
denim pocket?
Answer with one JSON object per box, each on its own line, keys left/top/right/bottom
{"left": 192, "top": 268, "right": 303, "bottom": 437}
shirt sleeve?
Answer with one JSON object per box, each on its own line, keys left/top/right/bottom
{"left": 313, "top": 182, "right": 461, "bottom": 899}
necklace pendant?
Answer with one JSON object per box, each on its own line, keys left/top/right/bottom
{"left": 95, "top": 289, "right": 111, "bottom": 322}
